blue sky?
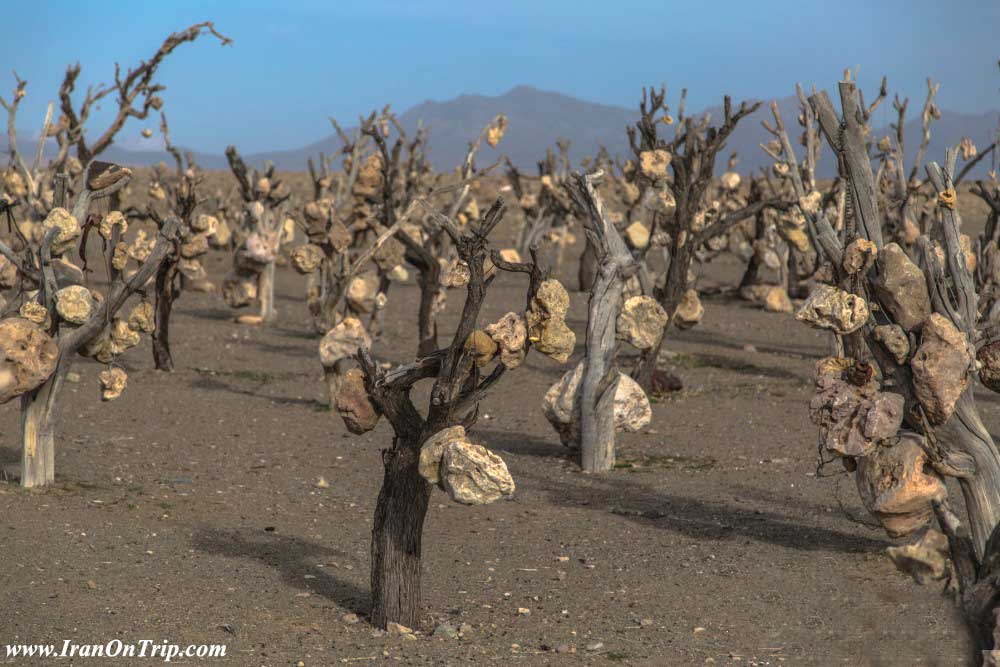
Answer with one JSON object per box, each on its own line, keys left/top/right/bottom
{"left": 1, "top": 0, "right": 997, "bottom": 153}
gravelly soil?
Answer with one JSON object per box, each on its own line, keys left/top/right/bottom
{"left": 0, "top": 227, "right": 985, "bottom": 666}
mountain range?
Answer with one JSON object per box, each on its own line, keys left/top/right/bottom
{"left": 3, "top": 85, "right": 998, "bottom": 178}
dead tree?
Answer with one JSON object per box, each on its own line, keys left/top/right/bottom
{"left": 223, "top": 148, "right": 292, "bottom": 325}
{"left": 332, "top": 199, "right": 569, "bottom": 628}
{"left": 0, "top": 162, "right": 179, "bottom": 487}
{"left": 53, "top": 23, "right": 231, "bottom": 171}
{"left": 799, "top": 78, "right": 1000, "bottom": 661}
{"left": 624, "top": 87, "right": 788, "bottom": 392}
{"left": 546, "top": 170, "right": 656, "bottom": 472}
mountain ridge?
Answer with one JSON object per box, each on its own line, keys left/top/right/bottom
{"left": 3, "top": 85, "right": 997, "bottom": 178}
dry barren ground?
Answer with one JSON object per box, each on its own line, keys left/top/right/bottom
{"left": 0, "top": 232, "right": 987, "bottom": 666}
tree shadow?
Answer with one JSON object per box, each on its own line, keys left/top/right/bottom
{"left": 515, "top": 465, "right": 887, "bottom": 554}
{"left": 187, "top": 374, "right": 321, "bottom": 408}
{"left": 192, "top": 526, "right": 369, "bottom": 615}
{"left": 476, "top": 428, "right": 569, "bottom": 460}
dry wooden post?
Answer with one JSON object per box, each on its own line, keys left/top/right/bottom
{"left": 332, "top": 199, "right": 564, "bottom": 628}
{"left": 802, "top": 78, "right": 1000, "bottom": 659}
{"left": 0, "top": 162, "right": 180, "bottom": 487}
{"left": 570, "top": 170, "right": 637, "bottom": 472}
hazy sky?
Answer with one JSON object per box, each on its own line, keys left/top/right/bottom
{"left": 2, "top": 0, "right": 997, "bottom": 153}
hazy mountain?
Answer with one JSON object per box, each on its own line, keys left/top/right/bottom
{"left": 3, "top": 85, "right": 997, "bottom": 178}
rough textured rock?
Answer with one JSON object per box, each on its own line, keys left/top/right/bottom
{"left": 19, "top": 302, "right": 49, "bottom": 326}
{"left": 886, "top": 529, "right": 950, "bottom": 585}
{"left": 624, "top": 222, "right": 650, "bottom": 250}
{"left": 127, "top": 301, "right": 155, "bottom": 334}
{"left": 464, "top": 330, "right": 498, "bottom": 368}
{"left": 221, "top": 273, "right": 257, "bottom": 308}
{"left": 346, "top": 272, "right": 380, "bottom": 314}
{"left": 55, "top": 285, "right": 95, "bottom": 325}
{"left": 526, "top": 279, "right": 574, "bottom": 363}
{"left": 418, "top": 425, "right": 466, "bottom": 486}
{"left": 440, "top": 440, "right": 515, "bottom": 505}
{"left": 485, "top": 312, "right": 527, "bottom": 369}
{"left": 291, "top": 244, "right": 324, "bottom": 275}
{"left": 243, "top": 231, "right": 278, "bottom": 266}
{"left": 191, "top": 214, "right": 218, "bottom": 234}
{"left": 978, "top": 339, "right": 1000, "bottom": 393}
{"left": 855, "top": 433, "right": 947, "bottom": 538}
{"left": 441, "top": 260, "right": 470, "bottom": 288}
{"left": 334, "top": 368, "right": 379, "bottom": 434}
{"left": 762, "top": 287, "right": 793, "bottom": 314}
{"left": 98, "top": 211, "right": 127, "bottom": 241}
{"left": 842, "top": 238, "right": 877, "bottom": 274}
{"left": 99, "top": 367, "right": 127, "bottom": 401}
{"left": 319, "top": 317, "right": 371, "bottom": 368}
{"left": 109, "top": 318, "right": 140, "bottom": 355}
{"left": 543, "top": 362, "right": 652, "bottom": 448}
{"left": 40, "top": 207, "right": 80, "bottom": 256}
{"left": 498, "top": 248, "right": 521, "bottom": 264}
{"left": 910, "top": 313, "right": 971, "bottom": 424}
{"left": 617, "top": 296, "right": 668, "bottom": 350}
{"left": 874, "top": 324, "right": 910, "bottom": 365}
{"left": 0, "top": 317, "right": 59, "bottom": 404}
{"left": 720, "top": 171, "right": 741, "bottom": 190}
{"left": 372, "top": 237, "right": 405, "bottom": 271}
{"left": 809, "top": 357, "right": 905, "bottom": 457}
{"left": 639, "top": 149, "right": 671, "bottom": 179}
{"left": 179, "top": 234, "right": 209, "bottom": 260}
{"left": 796, "top": 284, "right": 869, "bottom": 334}
{"left": 873, "top": 243, "right": 932, "bottom": 332}
{"left": 673, "top": 289, "right": 703, "bottom": 330}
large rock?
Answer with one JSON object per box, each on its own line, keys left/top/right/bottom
{"left": 485, "top": 312, "right": 527, "bottom": 369}
{"left": 334, "top": 368, "right": 379, "bottom": 434}
{"left": 978, "top": 340, "right": 1000, "bottom": 393}
{"left": 0, "top": 317, "right": 59, "bottom": 404}
{"left": 873, "top": 243, "right": 931, "bottom": 332}
{"left": 440, "top": 440, "right": 515, "bottom": 505}
{"left": 346, "top": 271, "right": 380, "bottom": 314}
{"left": 55, "top": 285, "right": 95, "bottom": 325}
{"left": 796, "top": 284, "right": 869, "bottom": 334}
{"left": 673, "top": 289, "right": 703, "bottom": 330}
{"left": 617, "top": 296, "right": 668, "bottom": 350}
{"left": 221, "top": 273, "right": 257, "bottom": 308}
{"left": 526, "top": 279, "right": 574, "bottom": 363}
{"left": 910, "top": 313, "right": 971, "bottom": 424}
{"left": 418, "top": 425, "right": 466, "bottom": 485}
{"left": 855, "top": 433, "right": 946, "bottom": 538}
{"left": 543, "top": 361, "right": 652, "bottom": 448}
{"left": 809, "top": 357, "right": 904, "bottom": 458}
{"left": 40, "top": 207, "right": 80, "bottom": 256}
{"left": 99, "top": 367, "right": 127, "bottom": 401}
{"left": 319, "top": 317, "right": 371, "bottom": 368}
{"left": 291, "top": 244, "right": 324, "bottom": 275}
{"left": 886, "top": 529, "right": 950, "bottom": 585}
{"left": 873, "top": 324, "right": 910, "bottom": 365}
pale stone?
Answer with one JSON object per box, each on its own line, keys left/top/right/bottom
{"left": 55, "top": 285, "right": 95, "bottom": 325}
{"left": 0, "top": 317, "right": 58, "bottom": 404}
{"left": 319, "top": 317, "right": 371, "bottom": 367}
{"left": 334, "top": 368, "right": 378, "bottom": 434}
{"left": 873, "top": 243, "right": 931, "bottom": 332}
{"left": 418, "top": 425, "right": 466, "bottom": 486}
{"left": 99, "top": 367, "right": 127, "bottom": 401}
{"left": 796, "top": 284, "right": 869, "bottom": 334}
{"left": 910, "top": 313, "right": 971, "bottom": 424}
{"left": 440, "top": 441, "right": 515, "bottom": 505}
{"left": 485, "top": 312, "right": 527, "bottom": 369}
{"left": 617, "top": 296, "right": 667, "bottom": 350}
{"left": 673, "top": 289, "right": 703, "bottom": 330}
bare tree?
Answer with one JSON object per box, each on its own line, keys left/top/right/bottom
{"left": 0, "top": 162, "right": 179, "bottom": 487}
{"left": 800, "top": 77, "right": 1000, "bottom": 661}
{"left": 332, "top": 199, "right": 568, "bottom": 628}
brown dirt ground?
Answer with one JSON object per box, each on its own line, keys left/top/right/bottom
{"left": 0, "top": 185, "right": 993, "bottom": 666}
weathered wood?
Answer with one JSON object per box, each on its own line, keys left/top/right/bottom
{"left": 571, "top": 171, "right": 636, "bottom": 472}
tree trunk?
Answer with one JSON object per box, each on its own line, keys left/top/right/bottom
{"left": 259, "top": 261, "right": 277, "bottom": 323}
{"left": 632, "top": 242, "right": 691, "bottom": 391}
{"left": 940, "top": 393, "right": 1000, "bottom": 560}
{"left": 153, "top": 260, "right": 178, "bottom": 372}
{"left": 416, "top": 262, "right": 441, "bottom": 358}
{"left": 738, "top": 211, "right": 766, "bottom": 289}
{"left": 20, "top": 365, "right": 66, "bottom": 488}
{"left": 370, "top": 443, "right": 432, "bottom": 628}
{"left": 578, "top": 236, "right": 598, "bottom": 292}
{"left": 579, "top": 266, "right": 626, "bottom": 472}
